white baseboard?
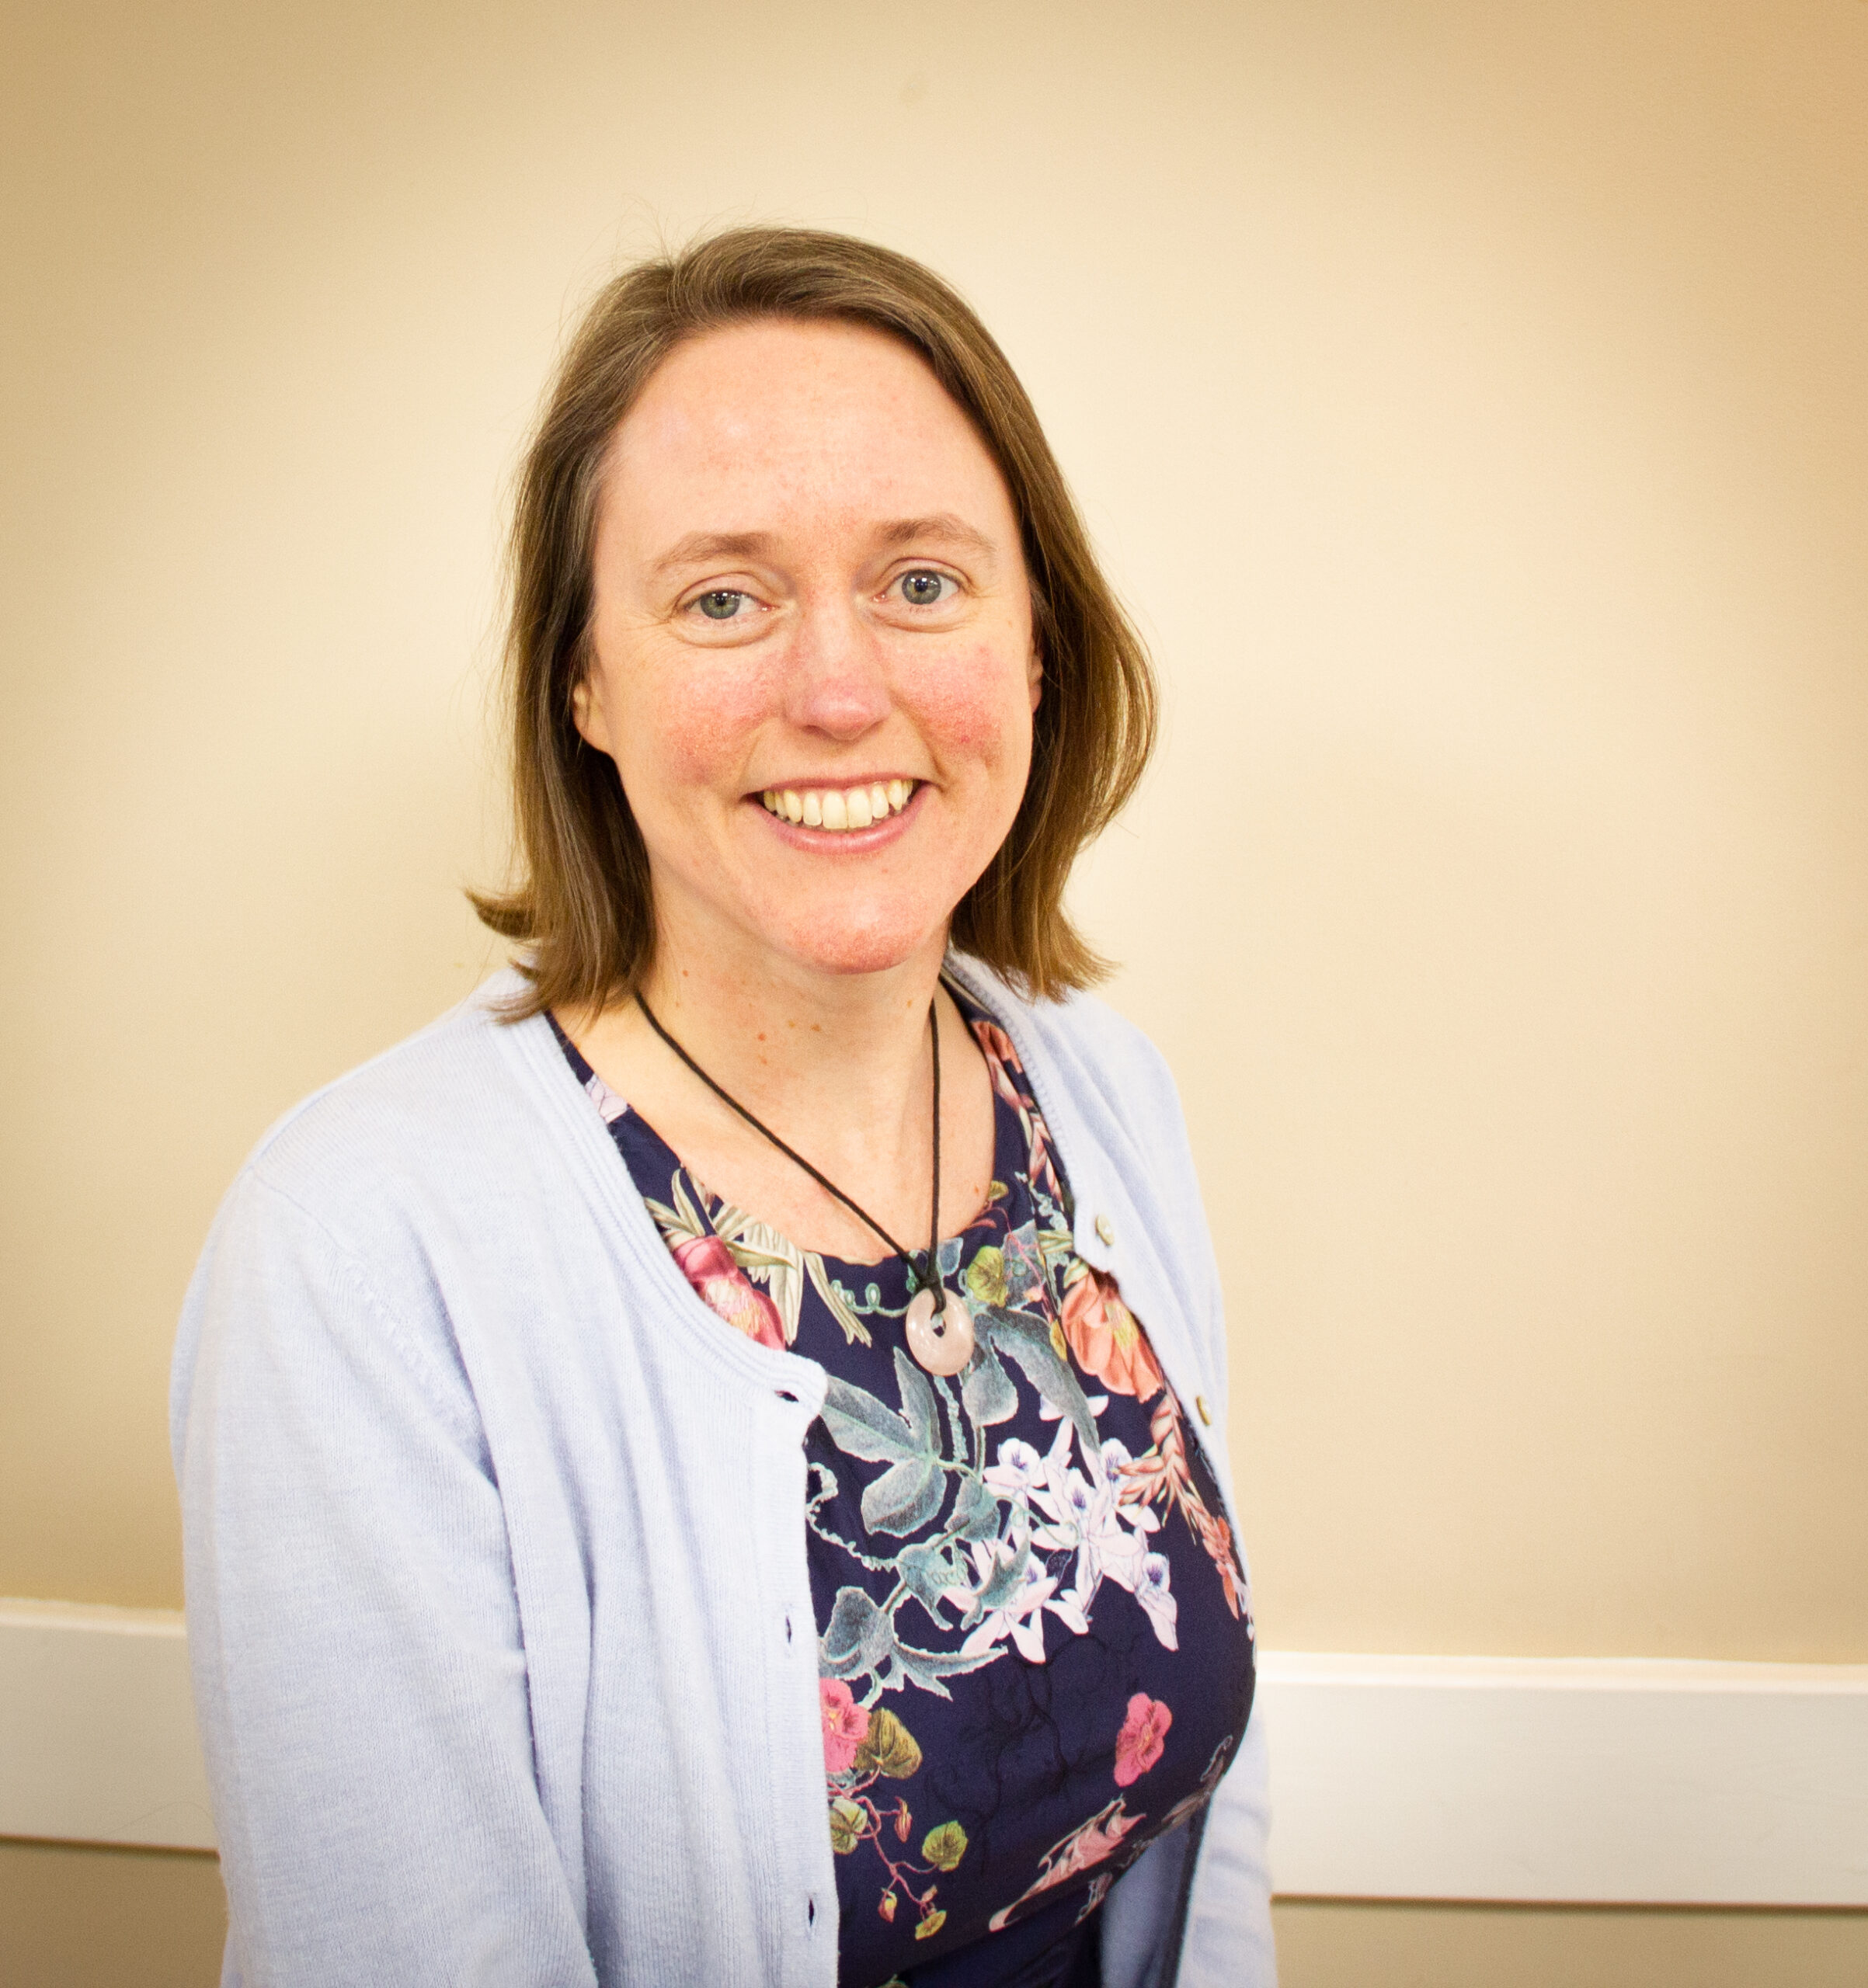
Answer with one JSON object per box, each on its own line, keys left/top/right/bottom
{"left": 3, "top": 1600, "right": 1865, "bottom": 1903}
{"left": 0, "top": 1598, "right": 214, "bottom": 1851}
{"left": 1255, "top": 1650, "right": 1868, "bottom": 1906}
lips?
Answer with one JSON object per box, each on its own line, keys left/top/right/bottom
{"left": 759, "top": 778, "right": 918, "bottom": 832}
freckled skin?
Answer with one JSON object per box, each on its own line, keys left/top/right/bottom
{"left": 575, "top": 319, "right": 1041, "bottom": 984}
{"left": 562, "top": 318, "right": 1040, "bottom": 1259}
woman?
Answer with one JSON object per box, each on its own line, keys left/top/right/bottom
{"left": 172, "top": 228, "right": 1273, "bottom": 1988}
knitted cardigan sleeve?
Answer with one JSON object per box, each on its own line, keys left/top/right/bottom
{"left": 172, "top": 1163, "right": 599, "bottom": 1988}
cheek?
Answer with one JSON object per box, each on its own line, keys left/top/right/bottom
{"left": 622, "top": 656, "right": 777, "bottom": 789}
{"left": 917, "top": 641, "right": 1035, "bottom": 763}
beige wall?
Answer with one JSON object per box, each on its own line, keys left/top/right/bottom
{"left": 0, "top": 1842, "right": 226, "bottom": 1988}
{"left": 3, "top": 1844, "right": 1863, "bottom": 1988}
{"left": 4, "top": 0, "right": 1866, "bottom": 1978}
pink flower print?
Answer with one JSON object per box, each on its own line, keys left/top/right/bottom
{"left": 819, "top": 1678, "right": 871, "bottom": 1775}
{"left": 968, "top": 1014, "right": 1070, "bottom": 1206}
{"left": 671, "top": 1232, "right": 786, "bottom": 1349}
{"left": 1113, "top": 1692, "right": 1173, "bottom": 1787}
{"left": 969, "top": 1018, "right": 1029, "bottom": 1112}
{"left": 1059, "top": 1267, "right": 1165, "bottom": 1402}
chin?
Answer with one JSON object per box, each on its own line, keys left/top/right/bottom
{"left": 762, "top": 902, "right": 949, "bottom": 980}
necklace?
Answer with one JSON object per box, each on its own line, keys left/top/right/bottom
{"left": 633, "top": 989, "right": 977, "bottom": 1377}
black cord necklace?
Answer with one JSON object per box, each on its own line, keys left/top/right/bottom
{"left": 633, "top": 989, "right": 977, "bottom": 1376}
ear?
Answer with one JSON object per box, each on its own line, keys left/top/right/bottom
{"left": 1027, "top": 638, "right": 1044, "bottom": 714}
{"left": 571, "top": 666, "right": 611, "bottom": 756}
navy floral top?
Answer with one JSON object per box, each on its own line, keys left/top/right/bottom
{"left": 555, "top": 984, "right": 1254, "bottom": 1987}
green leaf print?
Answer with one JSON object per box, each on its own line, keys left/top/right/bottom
{"left": 887, "top": 1641, "right": 1001, "bottom": 1698}
{"left": 892, "top": 1347, "right": 941, "bottom": 1452}
{"left": 828, "top": 1795, "right": 866, "bottom": 1854}
{"left": 921, "top": 1821, "right": 969, "bottom": 1872}
{"left": 819, "top": 1375, "right": 920, "bottom": 1463}
{"left": 822, "top": 1587, "right": 894, "bottom": 1674}
{"left": 860, "top": 1454, "right": 946, "bottom": 1537}
{"left": 948, "top": 1472, "right": 1000, "bottom": 1542}
{"left": 896, "top": 1538, "right": 962, "bottom": 1624}
{"left": 959, "top": 1341, "right": 1018, "bottom": 1429}
{"left": 819, "top": 1350, "right": 943, "bottom": 1472}
{"left": 964, "top": 1246, "right": 1010, "bottom": 1308}
{"left": 969, "top": 1534, "right": 1032, "bottom": 1617}
{"left": 852, "top": 1708, "right": 924, "bottom": 1779}
{"left": 979, "top": 1306, "right": 1100, "bottom": 1454}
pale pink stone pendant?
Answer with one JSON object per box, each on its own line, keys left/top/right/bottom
{"left": 904, "top": 1284, "right": 974, "bottom": 1376}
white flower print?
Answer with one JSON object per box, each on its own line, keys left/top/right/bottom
{"left": 1035, "top": 1392, "right": 1108, "bottom": 1425}
{"left": 983, "top": 1437, "right": 1045, "bottom": 1501}
{"left": 1029, "top": 1417, "right": 1153, "bottom": 1613}
{"left": 1135, "top": 1551, "right": 1179, "bottom": 1650}
{"left": 955, "top": 1541, "right": 1090, "bottom": 1663}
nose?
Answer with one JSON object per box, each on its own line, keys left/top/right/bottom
{"left": 783, "top": 592, "right": 892, "bottom": 741}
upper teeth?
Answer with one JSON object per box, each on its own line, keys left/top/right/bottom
{"left": 760, "top": 780, "right": 915, "bottom": 831}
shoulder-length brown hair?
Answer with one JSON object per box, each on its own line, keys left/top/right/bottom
{"left": 472, "top": 226, "right": 1156, "bottom": 1016}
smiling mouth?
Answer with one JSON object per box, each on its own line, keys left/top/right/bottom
{"left": 758, "top": 778, "right": 919, "bottom": 832}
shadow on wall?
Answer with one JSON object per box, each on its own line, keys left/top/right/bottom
{"left": 0, "top": 1840, "right": 225, "bottom": 1988}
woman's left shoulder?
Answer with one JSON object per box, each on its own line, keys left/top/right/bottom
{"left": 955, "top": 961, "right": 1188, "bottom": 1132}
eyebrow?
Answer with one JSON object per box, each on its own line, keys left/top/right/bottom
{"left": 871, "top": 513, "right": 997, "bottom": 562}
{"left": 647, "top": 530, "right": 777, "bottom": 579}
{"left": 645, "top": 513, "right": 999, "bottom": 579}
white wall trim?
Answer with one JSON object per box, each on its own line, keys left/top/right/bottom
{"left": 0, "top": 1597, "right": 215, "bottom": 1851}
{"left": 4, "top": 1601, "right": 1866, "bottom": 1903}
{"left": 1255, "top": 1649, "right": 1868, "bottom": 1906}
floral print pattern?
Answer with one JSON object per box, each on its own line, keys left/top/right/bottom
{"left": 668, "top": 1229, "right": 786, "bottom": 1350}
{"left": 821, "top": 1677, "right": 872, "bottom": 1774}
{"left": 1113, "top": 1694, "right": 1174, "bottom": 1787}
{"left": 820, "top": 1692, "right": 972, "bottom": 1945}
{"left": 1059, "top": 1264, "right": 1165, "bottom": 1400}
{"left": 555, "top": 989, "right": 1255, "bottom": 1984}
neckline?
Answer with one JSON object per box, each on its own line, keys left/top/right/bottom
{"left": 552, "top": 982, "right": 1036, "bottom": 1277}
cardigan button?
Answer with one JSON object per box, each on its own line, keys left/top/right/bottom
{"left": 1094, "top": 1214, "right": 1115, "bottom": 1246}
{"left": 1195, "top": 1395, "right": 1212, "bottom": 1427}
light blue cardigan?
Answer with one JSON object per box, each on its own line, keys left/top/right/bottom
{"left": 172, "top": 958, "right": 1275, "bottom": 1987}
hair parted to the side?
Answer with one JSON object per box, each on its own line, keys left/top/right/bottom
{"left": 470, "top": 226, "right": 1157, "bottom": 1017}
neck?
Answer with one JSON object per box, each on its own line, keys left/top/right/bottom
{"left": 634, "top": 911, "right": 951, "bottom": 1149}
{"left": 562, "top": 891, "right": 995, "bottom": 1263}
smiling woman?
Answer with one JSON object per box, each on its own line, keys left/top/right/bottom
{"left": 170, "top": 229, "right": 1272, "bottom": 1988}
{"left": 471, "top": 230, "right": 1154, "bottom": 1017}
{"left": 569, "top": 318, "right": 1043, "bottom": 1013}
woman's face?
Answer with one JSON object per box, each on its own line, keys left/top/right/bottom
{"left": 575, "top": 318, "right": 1042, "bottom": 986}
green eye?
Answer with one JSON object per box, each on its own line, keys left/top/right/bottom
{"left": 696, "top": 589, "right": 744, "bottom": 620}
{"left": 899, "top": 572, "right": 948, "bottom": 606}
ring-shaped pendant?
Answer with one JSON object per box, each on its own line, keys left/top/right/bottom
{"left": 904, "top": 1283, "right": 975, "bottom": 1376}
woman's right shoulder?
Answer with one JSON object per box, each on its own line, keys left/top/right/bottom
{"left": 227, "top": 969, "right": 549, "bottom": 1245}
{"left": 175, "top": 973, "right": 570, "bottom": 1452}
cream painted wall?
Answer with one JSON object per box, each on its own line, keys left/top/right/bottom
{"left": 3, "top": 0, "right": 1864, "bottom": 1693}
{"left": 2, "top": 1844, "right": 1863, "bottom": 1988}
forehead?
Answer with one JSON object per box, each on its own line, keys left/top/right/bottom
{"left": 599, "top": 318, "right": 1017, "bottom": 547}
